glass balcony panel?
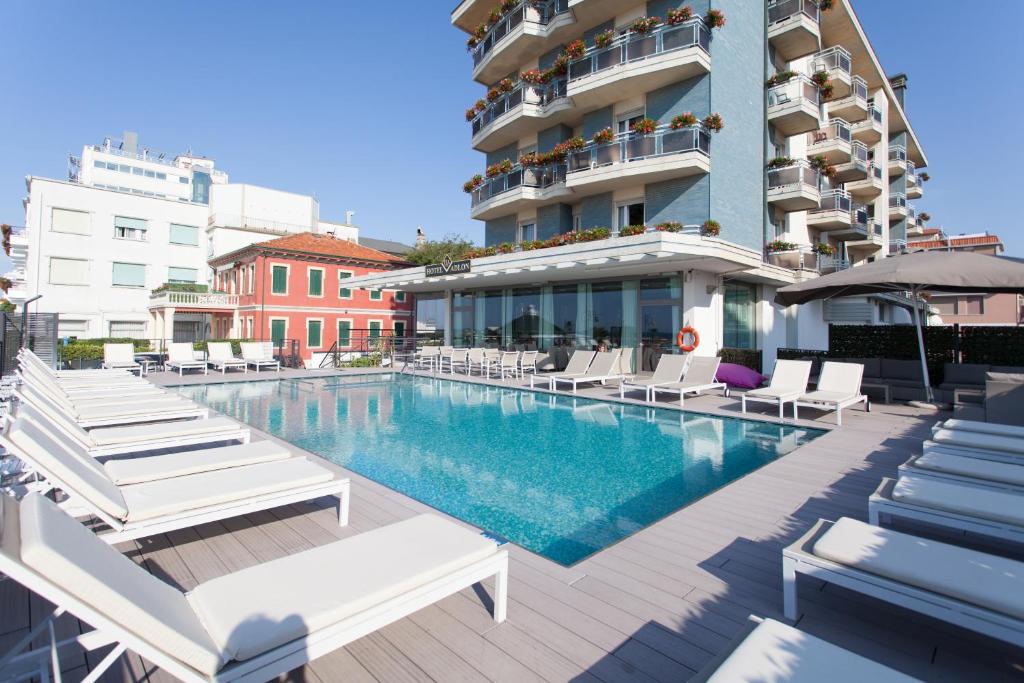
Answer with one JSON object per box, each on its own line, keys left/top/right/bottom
{"left": 868, "top": 104, "right": 882, "bottom": 123}
{"left": 626, "top": 135, "right": 657, "bottom": 159}
{"left": 627, "top": 34, "right": 658, "bottom": 60}
{"left": 767, "top": 0, "right": 820, "bottom": 24}
{"left": 852, "top": 141, "right": 868, "bottom": 163}
{"left": 471, "top": 1, "right": 570, "bottom": 66}
{"left": 569, "top": 19, "right": 708, "bottom": 81}
{"left": 852, "top": 77, "right": 868, "bottom": 100}
{"left": 594, "top": 143, "right": 620, "bottom": 167}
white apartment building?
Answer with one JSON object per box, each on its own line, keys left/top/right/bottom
{"left": 8, "top": 133, "right": 362, "bottom": 340}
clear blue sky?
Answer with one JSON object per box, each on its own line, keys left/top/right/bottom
{"left": 0, "top": 0, "right": 1020, "bottom": 276}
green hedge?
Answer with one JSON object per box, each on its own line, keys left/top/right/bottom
{"left": 959, "top": 326, "right": 1024, "bottom": 366}
{"left": 59, "top": 338, "right": 154, "bottom": 361}
{"left": 191, "top": 339, "right": 253, "bottom": 355}
{"left": 718, "top": 348, "right": 762, "bottom": 372}
{"left": 152, "top": 283, "right": 210, "bottom": 294}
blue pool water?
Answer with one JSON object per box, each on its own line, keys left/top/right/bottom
{"left": 180, "top": 376, "right": 822, "bottom": 565}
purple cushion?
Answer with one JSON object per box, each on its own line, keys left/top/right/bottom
{"left": 716, "top": 362, "right": 767, "bottom": 389}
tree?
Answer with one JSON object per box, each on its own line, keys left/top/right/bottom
{"left": 0, "top": 300, "right": 15, "bottom": 314}
{"left": 403, "top": 234, "right": 474, "bottom": 266}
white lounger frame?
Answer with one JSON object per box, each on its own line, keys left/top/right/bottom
{"left": 0, "top": 538, "right": 507, "bottom": 683}
{"left": 650, "top": 381, "right": 729, "bottom": 406}
{"left": 550, "top": 372, "right": 624, "bottom": 395}
{"left": 792, "top": 394, "right": 869, "bottom": 426}
{"left": 922, "top": 440, "right": 1024, "bottom": 465}
{"left": 209, "top": 359, "right": 247, "bottom": 374}
{"left": 868, "top": 477, "right": 1024, "bottom": 546}
{"left": 741, "top": 390, "right": 802, "bottom": 420}
{"left": 898, "top": 454, "right": 1024, "bottom": 494}
{"left": 782, "top": 519, "right": 1024, "bottom": 647}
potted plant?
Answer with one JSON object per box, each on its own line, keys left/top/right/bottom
{"left": 485, "top": 159, "right": 513, "bottom": 178}
{"left": 700, "top": 219, "right": 721, "bottom": 237}
{"left": 631, "top": 117, "right": 658, "bottom": 135}
{"left": 630, "top": 16, "right": 661, "bottom": 34}
{"left": 475, "top": 99, "right": 487, "bottom": 112}
{"left": 463, "top": 175, "right": 484, "bottom": 193}
{"left": 766, "top": 70, "right": 797, "bottom": 87}
{"left": 497, "top": 242, "right": 516, "bottom": 254}
{"left": 486, "top": 87, "right": 501, "bottom": 102}
{"left": 811, "top": 71, "right": 834, "bottom": 99}
{"left": 809, "top": 154, "right": 837, "bottom": 179}
{"left": 618, "top": 224, "right": 647, "bottom": 237}
{"left": 818, "top": 0, "right": 835, "bottom": 11}
{"left": 519, "top": 151, "right": 539, "bottom": 167}
{"left": 918, "top": 212, "right": 931, "bottom": 224}
{"left": 565, "top": 39, "right": 587, "bottom": 60}
{"left": 767, "top": 156, "right": 795, "bottom": 169}
{"left": 919, "top": 172, "right": 930, "bottom": 182}
{"left": 520, "top": 69, "right": 546, "bottom": 85}
{"left": 766, "top": 240, "right": 798, "bottom": 253}
{"left": 670, "top": 112, "right": 698, "bottom": 129}
{"left": 594, "top": 29, "right": 614, "bottom": 49}
{"left": 465, "top": 108, "right": 478, "bottom": 122}
{"left": 654, "top": 221, "right": 682, "bottom": 232}
{"left": 467, "top": 24, "right": 487, "bottom": 50}
{"left": 498, "top": 77, "right": 515, "bottom": 93}
{"left": 813, "top": 242, "right": 836, "bottom": 256}
{"left": 705, "top": 8, "right": 726, "bottom": 29}
{"left": 666, "top": 6, "right": 693, "bottom": 25}
{"left": 703, "top": 113, "right": 724, "bottom": 132}
{"left": 564, "top": 136, "right": 586, "bottom": 151}
{"left": 592, "top": 127, "right": 614, "bottom": 144}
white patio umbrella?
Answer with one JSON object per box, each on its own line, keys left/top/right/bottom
{"left": 774, "top": 251, "right": 1024, "bottom": 403}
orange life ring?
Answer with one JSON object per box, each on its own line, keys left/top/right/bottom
{"left": 676, "top": 326, "right": 700, "bottom": 352}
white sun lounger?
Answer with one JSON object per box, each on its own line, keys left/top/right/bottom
{"left": 741, "top": 359, "right": 812, "bottom": 420}
{"left": 932, "top": 419, "right": 1024, "bottom": 440}
{"left": 551, "top": 350, "right": 621, "bottom": 394}
{"left": 19, "top": 354, "right": 156, "bottom": 391}
{"left": 689, "top": 615, "right": 920, "bottom": 683}
{"left": 167, "top": 342, "right": 209, "bottom": 376}
{"left": 206, "top": 342, "right": 247, "bottom": 374}
{"left": 869, "top": 474, "right": 1024, "bottom": 545}
{"left": 619, "top": 354, "right": 689, "bottom": 401}
{"left": 101, "top": 343, "right": 142, "bottom": 374}
{"left": 0, "top": 416, "right": 350, "bottom": 543}
{"left": 899, "top": 451, "right": 1024, "bottom": 491}
{"left": 782, "top": 517, "right": 1024, "bottom": 647}
{"left": 649, "top": 356, "right": 729, "bottom": 406}
{"left": 19, "top": 365, "right": 175, "bottom": 405}
{"left": 17, "top": 381, "right": 208, "bottom": 428}
{"left": 923, "top": 429, "right": 1024, "bottom": 464}
{"left": 793, "top": 361, "right": 869, "bottom": 425}
{"left": 0, "top": 493, "right": 507, "bottom": 683}
{"left": 242, "top": 342, "right": 281, "bottom": 372}
{"left": 531, "top": 349, "right": 595, "bottom": 390}
{"left": 20, "top": 348, "right": 131, "bottom": 378}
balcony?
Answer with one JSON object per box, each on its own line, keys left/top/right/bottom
{"left": 567, "top": 19, "right": 711, "bottom": 112}
{"left": 905, "top": 161, "right": 923, "bottom": 199}
{"left": 766, "top": 245, "right": 822, "bottom": 272}
{"left": 819, "top": 255, "right": 851, "bottom": 273}
{"left": 888, "top": 145, "right": 908, "bottom": 176}
{"left": 767, "top": 75, "right": 821, "bottom": 137}
{"left": 565, "top": 125, "right": 711, "bottom": 195}
{"left": 827, "top": 76, "right": 868, "bottom": 122}
{"left": 470, "top": 164, "right": 571, "bottom": 220}
{"left": 148, "top": 290, "right": 239, "bottom": 311}
{"left": 833, "top": 141, "right": 869, "bottom": 182}
{"left": 846, "top": 222, "right": 885, "bottom": 254}
{"left": 470, "top": 0, "right": 575, "bottom": 84}
{"left": 806, "top": 118, "right": 852, "bottom": 165}
{"left": 812, "top": 47, "right": 853, "bottom": 99}
{"left": 808, "top": 190, "right": 869, "bottom": 237}
{"left": 889, "top": 193, "right": 916, "bottom": 223}
{"left": 851, "top": 103, "right": 884, "bottom": 145}
{"left": 889, "top": 238, "right": 908, "bottom": 255}
{"left": 767, "top": 160, "right": 821, "bottom": 211}
{"left": 767, "top": 0, "right": 820, "bottom": 61}
{"left": 846, "top": 162, "right": 883, "bottom": 200}
{"left": 470, "top": 78, "right": 572, "bottom": 152}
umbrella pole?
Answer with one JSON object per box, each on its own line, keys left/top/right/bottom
{"left": 910, "top": 285, "right": 934, "bottom": 404}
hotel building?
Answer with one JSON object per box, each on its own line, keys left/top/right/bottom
{"left": 344, "top": 0, "right": 931, "bottom": 371}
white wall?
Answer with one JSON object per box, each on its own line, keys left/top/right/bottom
{"left": 759, "top": 285, "right": 788, "bottom": 370}
{"left": 682, "top": 270, "right": 722, "bottom": 357}
{"left": 209, "top": 184, "right": 319, "bottom": 232}
{"left": 795, "top": 301, "right": 829, "bottom": 350}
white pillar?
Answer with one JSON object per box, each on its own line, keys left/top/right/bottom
{"left": 443, "top": 289, "right": 453, "bottom": 346}
{"left": 164, "top": 307, "right": 176, "bottom": 344}
{"left": 231, "top": 310, "right": 241, "bottom": 339}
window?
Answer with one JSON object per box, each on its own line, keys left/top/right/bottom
{"left": 114, "top": 216, "right": 147, "bottom": 241}
{"left": 109, "top": 320, "right": 146, "bottom": 339}
{"left": 338, "top": 270, "right": 353, "bottom": 299}
{"left": 248, "top": 264, "right": 255, "bottom": 294}
{"left": 308, "top": 268, "right": 324, "bottom": 297}
{"left": 270, "top": 319, "right": 287, "bottom": 345}
{"left": 48, "top": 257, "right": 89, "bottom": 285}
{"left": 615, "top": 201, "right": 645, "bottom": 230}
{"left": 307, "top": 319, "right": 323, "bottom": 348}
{"left": 168, "top": 267, "right": 198, "bottom": 284}
{"left": 51, "top": 208, "right": 91, "bottom": 235}
{"left": 58, "top": 319, "right": 89, "bottom": 338}
{"left": 395, "top": 291, "right": 406, "bottom": 303}
{"left": 169, "top": 223, "right": 199, "bottom": 246}
{"left": 368, "top": 320, "right": 382, "bottom": 341}
{"left": 369, "top": 289, "right": 382, "bottom": 301}
{"left": 723, "top": 282, "right": 757, "bottom": 350}
{"left": 338, "top": 320, "right": 352, "bottom": 347}
{"left": 932, "top": 297, "right": 957, "bottom": 316}
{"left": 179, "top": 176, "right": 189, "bottom": 184}
{"left": 192, "top": 170, "right": 212, "bottom": 204}
{"left": 156, "top": 172, "right": 167, "bottom": 180}
{"left": 132, "top": 167, "right": 143, "bottom": 176}
{"left": 112, "top": 262, "right": 146, "bottom": 288}
{"left": 962, "top": 296, "right": 984, "bottom": 315}
{"left": 517, "top": 222, "right": 536, "bottom": 244}
{"left": 144, "top": 169, "right": 156, "bottom": 178}
{"left": 271, "top": 265, "right": 288, "bottom": 294}
{"left": 394, "top": 321, "right": 406, "bottom": 338}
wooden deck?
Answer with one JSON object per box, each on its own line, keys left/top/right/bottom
{"left": 3, "top": 369, "right": 1023, "bottom": 682}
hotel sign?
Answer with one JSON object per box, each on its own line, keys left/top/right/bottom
{"left": 425, "top": 256, "right": 471, "bottom": 278}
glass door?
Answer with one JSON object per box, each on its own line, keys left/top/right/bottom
{"left": 638, "top": 277, "right": 681, "bottom": 371}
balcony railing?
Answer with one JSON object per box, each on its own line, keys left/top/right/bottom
{"left": 808, "top": 118, "right": 852, "bottom": 146}
{"left": 812, "top": 46, "right": 852, "bottom": 76}
{"left": 568, "top": 19, "right": 710, "bottom": 81}
{"left": 149, "top": 290, "right": 240, "bottom": 309}
{"left": 566, "top": 125, "right": 711, "bottom": 173}
{"left": 819, "top": 255, "right": 851, "bottom": 272}
{"left": 866, "top": 103, "right": 882, "bottom": 124}
{"left": 888, "top": 145, "right": 908, "bottom": 162}
{"left": 812, "top": 189, "right": 853, "bottom": 214}
{"left": 906, "top": 160, "right": 917, "bottom": 183}
{"left": 470, "top": 78, "right": 568, "bottom": 136}
{"left": 873, "top": 222, "right": 883, "bottom": 236}
{"left": 767, "top": 160, "right": 820, "bottom": 191}
{"left": 767, "top": 0, "right": 820, "bottom": 25}
{"left": 767, "top": 74, "right": 820, "bottom": 108}
{"left": 208, "top": 213, "right": 316, "bottom": 234}
{"left": 470, "top": 164, "right": 567, "bottom": 207}
{"left": 849, "top": 75, "right": 868, "bottom": 102}
{"left": 470, "top": 0, "right": 570, "bottom": 67}
{"left": 889, "top": 238, "right": 908, "bottom": 255}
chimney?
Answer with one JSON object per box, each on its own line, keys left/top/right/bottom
{"left": 345, "top": 210, "right": 355, "bottom": 225}
{"left": 888, "top": 74, "right": 907, "bottom": 109}
{"left": 123, "top": 130, "right": 138, "bottom": 156}
{"left": 416, "top": 226, "right": 426, "bottom": 246}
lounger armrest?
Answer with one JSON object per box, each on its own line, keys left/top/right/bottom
{"left": 869, "top": 477, "right": 897, "bottom": 504}
{"left": 783, "top": 518, "right": 836, "bottom": 561}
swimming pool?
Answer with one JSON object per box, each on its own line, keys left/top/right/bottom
{"left": 180, "top": 376, "right": 823, "bottom": 565}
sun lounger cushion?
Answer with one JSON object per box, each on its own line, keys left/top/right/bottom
{"left": 915, "top": 451, "right": 1024, "bottom": 487}
{"left": 745, "top": 387, "right": 798, "bottom": 399}
{"left": 121, "top": 458, "right": 333, "bottom": 522}
{"left": 88, "top": 417, "right": 241, "bottom": 446}
{"left": 813, "top": 517, "right": 1024, "bottom": 620}
{"left": 893, "top": 475, "right": 1024, "bottom": 527}
{"left": 187, "top": 514, "right": 497, "bottom": 662}
{"left": 16, "top": 494, "right": 224, "bottom": 676}
{"left": 799, "top": 389, "right": 857, "bottom": 403}
{"left": 931, "top": 428, "right": 1024, "bottom": 455}
{"left": 941, "top": 419, "right": 1024, "bottom": 439}
{"left": 705, "top": 618, "right": 919, "bottom": 683}
{"left": 71, "top": 399, "right": 197, "bottom": 420}
{"left": 104, "top": 441, "right": 290, "bottom": 485}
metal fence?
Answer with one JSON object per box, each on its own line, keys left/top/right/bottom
{"left": 56, "top": 338, "right": 302, "bottom": 371}
{"left": 0, "top": 313, "right": 58, "bottom": 377}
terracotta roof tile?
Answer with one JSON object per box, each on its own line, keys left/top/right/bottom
{"left": 909, "top": 235, "right": 1003, "bottom": 250}
{"left": 220, "top": 232, "right": 408, "bottom": 265}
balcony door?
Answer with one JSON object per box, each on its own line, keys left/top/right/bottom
{"left": 615, "top": 201, "right": 645, "bottom": 231}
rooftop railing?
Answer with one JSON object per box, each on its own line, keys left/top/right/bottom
{"left": 470, "top": 0, "right": 570, "bottom": 67}
{"left": 470, "top": 78, "right": 568, "bottom": 136}
{"left": 207, "top": 213, "right": 316, "bottom": 235}
{"left": 470, "top": 163, "right": 567, "bottom": 207}
{"left": 767, "top": 74, "right": 820, "bottom": 108}
{"left": 812, "top": 46, "right": 852, "bottom": 76}
{"left": 568, "top": 19, "right": 710, "bottom": 81}
{"left": 767, "top": 0, "right": 820, "bottom": 25}
{"left": 567, "top": 125, "right": 710, "bottom": 173}
{"left": 767, "top": 160, "right": 821, "bottom": 190}
{"left": 149, "top": 290, "right": 240, "bottom": 308}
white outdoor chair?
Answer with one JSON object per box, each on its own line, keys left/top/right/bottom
{"left": 649, "top": 356, "right": 728, "bottom": 406}
{"left": 619, "top": 354, "right": 688, "bottom": 402}
{"left": 444, "top": 348, "right": 469, "bottom": 374}
{"left": 491, "top": 351, "right": 520, "bottom": 381}
{"left": 793, "top": 361, "right": 869, "bottom": 425}
{"left": 532, "top": 350, "right": 595, "bottom": 390}
{"left": 206, "top": 342, "right": 247, "bottom": 374}
{"left": 101, "top": 343, "right": 142, "bottom": 374}
{"left": 518, "top": 350, "right": 538, "bottom": 378}
{"left": 740, "top": 359, "right": 812, "bottom": 420}
{"left": 241, "top": 342, "right": 281, "bottom": 373}
{"left": 550, "top": 351, "right": 622, "bottom": 394}
{"left": 466, "top": 348, "right": 486, "bottom": 375}
{"left": 167, "top": 343, "right": 208, "bottom": 376}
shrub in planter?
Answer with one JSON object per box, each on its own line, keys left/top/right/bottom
{"left": 519, "top": 151, "right": 540, "bottom": 167}
{"left": 592, "top": 127, "right": 614, "bottom": 144}
{"left": 487, "top": 8, "right": 503, "bottom": 25}
{"left": 485, "top": 159, "right": 514, "bottom": 178}
{"left": 666, "top": 6, "right": 693, "bottom": 25}
{"left": 618, "top": 224, "right": 647, "bottom": 237}
{"left": 520, "top": 69, "right": 546, "bottom": 85}
{"left": 631, "top": 118, "right": 658, "bottom": 135}
{"left": 654, "top": 221, "right": 682, "bottom": 232}
{"left": 670, "top": 112, "right": 698, "bottom": 128}
{"left": 550, "top": 53, "right": 570, "bottom": 76}
{"left": 766, "top": 70, "right": 797, "bottom": 87}
{"left": 497, "top": 242, "right": 516, "bottom": 254}
{"left": 521, "top": 239, "right": 547, "bottom": 251}
{"left": 565, "top": 39, "right": 587, "bottom": 60}
{"left": 767, "top": 156, "right": 795, "bottom": 169}
{"left": 630, "top": 16, "right": 661, "bottom": 34}
{"left": 811, "top": 71, "right": 834, "bottom": 99}
{"left": 563, "top": 136, "right": 586, "bottom": 151}
{"left": 465, "top": 108, "right": 478, "bottom": 122}
{"left": 809, "top": 154, "right": 837, "bottom": 179}
{"left": 766, "top": 240, "right": 797, "bottom": 252}
{"left": 463, "top": 175, "right": 484, "bottom": 193}
{"left": 0, "top": 277, "right": 12, "bottom": 292}
{"left": 486, "top": 88, "right": 501, "bottom": 102}
{"left": 498, "top": 77, "right": 515, "bottom": 93}
{"left": 705, "top": 8, "right": 726, "bottom": 29}
{"left": 700, "top": 219, "right": 721, "bottom": 237}
{"left": 813, "top": 242, "right": 837, "bottom": 256}
{"left": 475, "top": 99, "right": 487, "bottom": 112}
{"left": 594, "top": 29, "right": 614, "bottom": 49}
{"left": 703, "top": 113, "right": 724, "bottom": 132}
